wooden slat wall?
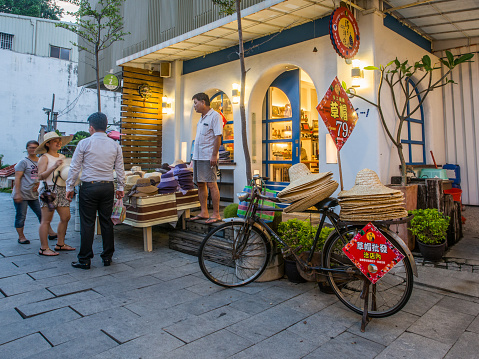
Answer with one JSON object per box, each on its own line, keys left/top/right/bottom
{"left": 120, "top": 66, "right": 163, "bottom": 170}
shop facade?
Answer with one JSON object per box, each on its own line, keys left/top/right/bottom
{"left": 83, "top": 0, "right": 478, "bottom": 205}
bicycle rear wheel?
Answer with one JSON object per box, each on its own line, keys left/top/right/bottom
{"left": 198, "top": 221, "right": 271, "bottom": 287}
{"left": 323, "top": 226, "right": 413, "bottom": 318}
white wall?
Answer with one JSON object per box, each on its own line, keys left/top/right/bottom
{"left": 0, "top": 49, "right": 121, "bottom": 165}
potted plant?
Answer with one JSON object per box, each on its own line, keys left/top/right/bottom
{"left": 277, "top": 219, "right": 333, "bottom": 283}
{"left": 409, "top": 208, "right": 450, "bottom": 261}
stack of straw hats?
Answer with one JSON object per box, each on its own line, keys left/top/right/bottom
{"left": 278, "top": 163, "right": 338, "bottom": 213}
{"left": 338, "top": 169, "right": 408, "bottom": 221}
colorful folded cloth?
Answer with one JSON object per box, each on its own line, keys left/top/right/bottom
{"left": 157, "top": 170, "right": 179, "bottom": 194}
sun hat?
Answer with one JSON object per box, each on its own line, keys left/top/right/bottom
{"left": 338, "top": 169, "right": 402, "bottom": 198}
{"left": 35, "top": 132, "right": 73, "bottom": 155}
{"left": 125, "top": 175, "right": 141, "bottom": 185}
{"left": 277, "top": 175, "right": 334, "bottom": 202}
{"left": 283, "top": 181, "right": 338, "bottom": 213}
{"left": 170, "top": 159, "right": 186, "bottom": 168}
{"left": 131, "top": 178, "right": 159, "bottom": 197}
{"left": 148, "top": 176, "right": 161, "bottom": 185}
{"left": 144, "top": 172, "right": 161, "bottom": 178}
{"left": 278, "top": 164, "right": 332, "bottom": 196}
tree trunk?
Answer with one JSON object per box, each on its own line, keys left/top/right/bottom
{"left": 235, "top": 0, "right": 252, "bottom": 182}
{"left": 397, "top": 143, "right": 407, "bottom": 186}
{"left": 95, "top": 44, "right": 101, "bottom": 112}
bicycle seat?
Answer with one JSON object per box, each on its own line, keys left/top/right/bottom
{"left": 314, "top": 197, "right": 338, "bottom": 210}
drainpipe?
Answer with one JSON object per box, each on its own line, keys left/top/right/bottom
{"left": 30, "top": 18, "right": 37, "bottom": 55}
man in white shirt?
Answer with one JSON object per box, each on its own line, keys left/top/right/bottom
{"left": 190, "top": 93, "right": 223, "bottom": 224}
{"left": 66, "top": 112, "right": 125, "bottom": 269}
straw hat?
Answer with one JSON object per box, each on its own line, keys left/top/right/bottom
{"left": 170, "top": 159, "right": 186, "bottom": 168}
{"left": 338, "top": 169, "right": 402, "bottom": 198}
{"left": 126, "top": 175, "right": 141, "bottom": 185}
{"left": 148, "top": 176, "right": 161, "bottom": 185}
{"left": 144, "top": 172, "right": 161, "bottom": 178}
{"left": 283, "top": 181, "right": 338, "bottom": 213}
{"left": 132, "top": 178, "right": 158, "bottom": 196}
{"left": 36, "top": 132, "right": 73, "bottom": 155}
{"left": 277, "top": 175, "right": 333, "bottom": 202}
{"left": 278, "top": 163, "right": 332, "bottom": 196}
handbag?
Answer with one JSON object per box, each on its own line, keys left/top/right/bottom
{"left": 237, "top": 185, "right": 277, "bottom": 223}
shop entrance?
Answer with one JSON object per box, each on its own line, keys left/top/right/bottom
{"left": 262, "top": 68, "right": 319, "bottom": 191}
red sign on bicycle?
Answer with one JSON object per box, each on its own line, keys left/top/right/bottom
{"left": 316, "top": 77, "right": 358, "bottom": 151}
{"left": 342, "top": 223, "right": 405, "bottom": 284}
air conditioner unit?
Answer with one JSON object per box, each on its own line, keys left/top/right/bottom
{"left": 160, "top": 62, "right": 171, "bottom": 78}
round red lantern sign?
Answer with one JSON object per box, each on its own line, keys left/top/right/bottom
{"left": 329, "top": 7, "right": 360, "bottom": 59}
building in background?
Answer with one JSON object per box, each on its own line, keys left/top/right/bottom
{"left": 0, "top": 12, "right": 121, "bottom": 165}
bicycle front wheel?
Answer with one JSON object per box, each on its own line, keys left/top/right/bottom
{"left": 198, "top": 221, "right": 271, "bottom": 287}
{"left": 323, "top": 226, "right": 413, "bottom": 318}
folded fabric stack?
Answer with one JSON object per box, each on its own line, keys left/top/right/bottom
{"left": 338, "top": 169, "right": 408, "bottom": 221}
{"left": 158, "top": 163, "right": 171, "bottom": 174}
{"left": 219, "top": 145, "right": 231, "bottom": 162}
{"left": 157, "top": 170, "right": 179, "bottom": 194}
{"left": 277, "top": 163, "right": 338, "bottom": 213}
{"left": 173, "top": 162, "right": 194, "bottom": 192}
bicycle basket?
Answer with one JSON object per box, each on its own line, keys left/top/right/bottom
{"left": 237, "top": 185, "right": 277, "bottom": 223}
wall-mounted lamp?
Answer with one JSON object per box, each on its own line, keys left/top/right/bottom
{"left": 232, "top": 83, "right": 240, "bottom": 104}
{"left": 351, "top": 59, "right": 363, "bottom": 88}
{"left": 162, "top": 96, "right": 172, "bottom": 114}
{"left": 326, "top": 134, "right": 338, "bottom": 164}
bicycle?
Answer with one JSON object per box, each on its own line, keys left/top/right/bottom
{"left": 198, "top": 175, "right": 418, "bottom": 327}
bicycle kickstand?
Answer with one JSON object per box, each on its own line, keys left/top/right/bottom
{"left": 360, "top": 277, "right": 371, "bottom": 332}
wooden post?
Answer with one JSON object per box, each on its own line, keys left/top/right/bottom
{"left": 337, "top": 148, "right": 344, "bottom": 191}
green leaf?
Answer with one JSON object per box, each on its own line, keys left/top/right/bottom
{"left": 439, "top": 58, "right": 450, "bottom": 68}
{"left": 422, "top": 55, "right": 431, "bottom": 68}
{"left": 363, "top": 66, "right": 379, "bottom": 70}
{"left": 341, "top": 81, "right": 347, "bottom": 90}
{"left": 394, "top": 59, "right": 401, "bottom": 68}
{"left": 455, "top": 53, "right": 474, "bottom": 65}
{"left": 446, "top": 51, "right": 454, "bottom": 66}
{"left": 386, "top": 60, "right": 395, "bottom": 67}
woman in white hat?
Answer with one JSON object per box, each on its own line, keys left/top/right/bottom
{"left": 36, "top": 132, "right": 75, "bottom": 256}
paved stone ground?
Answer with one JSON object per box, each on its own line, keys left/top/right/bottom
{"left": 1, "top": 192, "right": 479, "bottom": 358}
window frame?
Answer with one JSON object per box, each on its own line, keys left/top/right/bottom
{"left": 0, "top": 32, "right": 14, "bottom": 50}
{"left": 50, "top": 45, "right": 71, "bottom": 60}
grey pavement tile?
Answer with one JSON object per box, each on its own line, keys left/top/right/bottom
{"left": 0, "top": 332, "right": 51, "bottom": 359}
{"left": 0, "top": 307, "right": 81, "bottom": 345}
{"left": 151, "top": 262, "right": 202, "bottom": 281}
{"left": 0, "top": 307, "right": 23, "bottom": 326}
{"left": 108, "top": 263, "right": 166, "bottom": 279}
{"left": 67, "top": 262, "right": 133, "bottom": 280}
{"left": 436, "top": 295, "right": 479, "bottom": 316}
{"left": 34, "top": 273, "right": 79, "bottom": 288}
{"left": 92, "top": 274, "right": 162, "bottom": 295}
{"left": 466, "top": 315, "right": 479, "bottom": 333}
{"left": 174, "top": 288, "right": 248, "bottom": 316}
{"left": 280, "top": 289, "right": 338, "bottom": 315}
{"left": 92, "top": 330, "right": 184, "bottom": 359}
{"left": 231, "top": 329, "right": 318, "bottom": 359}
{"left": 402, "top": 286, "right": 444, "bottom": 316}
{"left": 445, "top": 331, "right": 479, "bottom": 359}
{"left": 161, "top": 256, "right": 197, "bottom": 268}
{"left": 303, "top": 331, "right": 386, "bottom": 359}
{"left": 162, "top": 273, "right": 212, "bottom": 292}
{"left": 69, "top": 294, "right": 136, "bottom": 316}
{"left": 41, "top": 306, "right": 140, "bottom": 346}
{"left": 0, "top": 288, "right": 54, "bottom": 311}
{"left": 164, "top": 330, "right": 253, "bottom": 359}
{"left": 229, "top": 280, "right": 277, "bottom": 295}
{"left": 286, "top": 304, "right": 359, "bottom": 346}
{"left": 256, "top": 281, "right": 314, "bottom": 305}
{"left": 408, "top": 305, "right": 474, "bottom": 345}
{"left": 228, "top": 294, "right": 276, "bottom": 315}
{"left": 164, "top": 306, "right": 250, "bottom": 343}
{"left": 228, "top": 303, "right": 308, "bottom": 344}
{"left": 24, "top": 329, "right": 118, "bottom": 359}
{"left": 375, "top": 332, "right": 450, "bottom": 359}
{"left": 47, "top": 274, "right": 116, "bottom": 296}
{"left": 0, "top": 273, "right": 45, "bottom": 296}
{"left": 16, "top": 289, "right": 104, "bottom": 318}
{"left": 0, "top": 260, "right": 24, "bottom": 279}
{"left": 347, "top": 309, "right": 420, "bottom": 346}
{"left": 27, "top": 266, "right": 78, "bottom": 280}
{"left": 125, "top": 287, "right": 201, "bottom": 315}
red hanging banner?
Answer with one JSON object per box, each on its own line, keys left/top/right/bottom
{"left": 316, "top": 77, "right": 358, "bottom": 151}
{"left": 342, "top": 223, "right": 405, "bottom": 284}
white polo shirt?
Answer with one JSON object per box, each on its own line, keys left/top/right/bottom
{"left": 192, "top": 109, "right": 223, "bottom": 161}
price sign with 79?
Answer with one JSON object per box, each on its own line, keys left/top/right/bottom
{"left": 316, "top": 76, "right": 358, "bottom": 151}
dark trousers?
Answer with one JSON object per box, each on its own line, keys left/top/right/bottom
{"left": 78, "top": 182, "right": 115, "bottom": 263}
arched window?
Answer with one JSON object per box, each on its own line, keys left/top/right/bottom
{"left": 210, "top": 91, "right": 234, "bottom": 160}
{"left": 401, "top": 78, "right": 426, "bottom": 165}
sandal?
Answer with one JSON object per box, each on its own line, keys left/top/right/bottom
{"left": 205, "top": 218, "right": 222, "bottom": 224}
{"left": 39, "top": 248, "right": 59, "bottom": 256}
{"left": 189, "top": 215, "right": 208, "bottom": 221}
{"left": 48, "top": 234, "right": 58, "bottom": 241}
{"left": 18, "top": 238, "right": 30, "bottom": 244}
{"left": 55, "top": 244, "right": 76, "bottom": 251}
